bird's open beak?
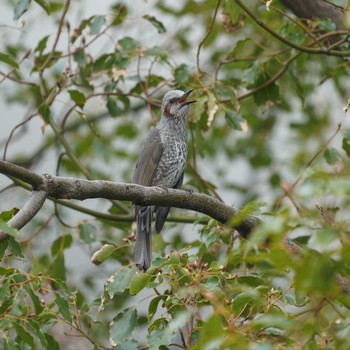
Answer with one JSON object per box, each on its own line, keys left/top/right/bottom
{"left": 178, "top": 89, "right": 196, "bottom": 109}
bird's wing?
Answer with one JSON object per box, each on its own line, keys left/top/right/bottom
{"left": 133, "top": 127, "right": 164, "bottom": 186}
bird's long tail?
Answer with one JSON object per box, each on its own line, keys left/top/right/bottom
{"left": 134, "top": 205, "right": 152, "bottom": 271}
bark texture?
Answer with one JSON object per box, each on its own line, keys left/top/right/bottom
{"left": 281, "top": 0, "right": 344, "bottom": 29}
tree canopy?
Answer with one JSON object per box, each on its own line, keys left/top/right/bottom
{"left": 0, "top": 0, "right": 350, "bottom": 349}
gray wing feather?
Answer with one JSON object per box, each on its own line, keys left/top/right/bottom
{"left": 133, "top": 127, "right": 164, "bottom": 270}
{"left": 133, "top": 127, "right": 163, "bottom": 186}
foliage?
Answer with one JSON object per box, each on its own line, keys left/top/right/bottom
{"left": 1, "top": 0, "right": 350, "bottom": 349}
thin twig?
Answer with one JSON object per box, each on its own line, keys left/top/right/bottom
{"left": 2, "top": 114, "right": 34, "bottom": 160}
{"left": 40, "top": 0, "right": 71, "bottom": 72}
{"left": 196, "top": 0, "right": 222, "bottom": 73}
{"left": 291, "top": 123, "right": 342, "bottom": 190}
{"left": 0, "top": 49, "right": 32, "bottom": 85}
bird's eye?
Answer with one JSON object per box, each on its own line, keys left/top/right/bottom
{"left": 169, "top": 98, "right": 175, "bottom": 104}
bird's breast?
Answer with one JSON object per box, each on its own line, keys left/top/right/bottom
{"left": 152, "top": 136, "right": 187, "bottom": 187}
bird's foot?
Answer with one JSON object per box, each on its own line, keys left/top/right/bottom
{"left": 157, "top": 185, "right": 169, "bottom": 192}
{"left": 182, "top": 187, "right": 194, "bottom": 194}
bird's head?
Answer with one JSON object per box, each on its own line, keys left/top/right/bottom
{"left": 161, "top": 89, "right": 196, "bottom": 121}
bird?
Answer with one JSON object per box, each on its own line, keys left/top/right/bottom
{"left": 133, "top": 89, "right": 196, "bottom": 271}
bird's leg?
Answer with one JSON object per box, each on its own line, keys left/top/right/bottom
{"left": 182, "top": 187, "right": 194, "bottom": 194}
{"left": 157, "top": 185, "right": 169, "bottom": 192}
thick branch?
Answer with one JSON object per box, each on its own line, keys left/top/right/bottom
{"left": 2, "top": 161, "right": 349, "bottom": 294}
{"left": 234, "top": 0, "right": 350, "bottom": 57}
{"left": 0, "top": 160, "right": 259, "bottom": 238}
{"left": 281, "top": 0, "right": 343, "bottom": 29}
{"left": 0, "top": 190, "right": 47, "bottom": 242}
{"left": 0, "top": 161, "right": 44, "bottom": 189}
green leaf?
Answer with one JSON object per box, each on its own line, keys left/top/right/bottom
{"left": 106, "top": 96, "right": 122, "bottom": 117}
{"left": 55, "top": 292, "right": 73, "bottom": 323}
{"left": 294, "top": 253, "right": 338, "bottom": 293}
{"left": 237, "top": 275, "right": 264, "bottom": 287}
{"left": 14, "top": 323, "right": 35, "bottom": 348}
{"left": 174, "top": 64, "right": 190, "bottom": 84}
{"left": 89, "top": 15, "right": 107, "bottom": 35}
{"left": 252, "top": 313, "right": 292, "bottom": 331}
{"left": 33, "top": 0, "right": 51, "bottom": 15}
{"left": 51, "top": 253, "right": 66, "bottom": 281}
{"left": 0, "top": 278, "right": 9, "bottom": 302}
{"left": 12, "top": 272, "right": 27, "bottom": 284}
{"left": 226, "top": 38, "right": 253, "bottom": 60}
{"left": 106, "top": 268, "right": 136, "bottom": 298}
{"left": 0, "top": 208, "right": 19, "bottom": 222}
{"left": 243, "top": 60, "right": 261, "bottom": 88}
{"left": 71, "top": 18, "right": 93, "bottom": 43}
{"left": 111, "top": 3, "right": 128, "bottom": 26}
{"left": 0, "top": 296, "right": 14, "bottom": 315}
{"left": 109, "top": 307, "right": 137, "bottom": 345}
{"left": 8, "top": 237, "right": 24, "bottom": 258}
{"left": 342, "top": 131, "right": 350, "bottom": 157}
{"left": 129, "top": 269, "right": 156, "bottom": 295}
{"left": 118, "top": 37, "right": 140, "bottom": 51}
{"left": 143, "top": 15, "right": 166, "bottom": 33}
{"left": 0, "top": 220, "right": 18, "bottom": 237}
{"left": 113, "top": 339, "right": 138, "bottom": 350}
{"left": 195, "top": 313, "right": 224, "bottom": 348}
{"left": 68, "top": 89, "right": 86, "bottom": 108}
{"left": 314, "top": 228, "right": 339, "bottom": 247}
{"left": 93, "top": 53, "right": 115, "bottom": 71}
{"left": 44, "top": 334, "right": 60, "bottom": 350}
{"left": 24, "top": 285, "right": 44, "bottom": 315}
{"left": 78, "top": 222, "right": 96, "bottom": 244}
{"left": 0, "top": 52, "right": 19, "bottom": 69}
{"left": 160, "top": 251, "right": 180, "bottom": 267}
{"left": 254, "top": 79, "right": 280, "bottom": 107}
{"left": 231, "top": 289, "right": 262, "bottom": 315}
{"left": 279, "top": 21, "right": 305, "bottom": 44}
{"left": 51, "top": 234, "right": 72, "bottom": 256}
{"left": 13, "top": 0, "right": 31, "bottom": 21}
{"left": 225, "top": 112, "right": 246, "bottom": 131}
{"left": 208, "top": 261, "right": 224, "bottom": 272}
{"left": 314, "top": 17, "right": 337, "bottom": 32}
{"left": 73, "top": 50, "right": 87, "bottom": 65}
{"left": 115, "top": 121, "right": 137, "bottom": 139}
{"left": 27, "top": 319, "right": 47, "bottom": 348}
{"left": 0, "top": 240, "right": 9, "bottom": 261}
{"left": 148, "top": 295, "right": 164, "bottom": 322}
{"left": 38, "top": 102, "right": 51, "bottom": 123}
{"left": 3, "top": 338, "right": 20, "bottom": 350}
{"left": 203, "top": 276, "right": 221, "bottom": 290}
{"left": 222, "top": 0, "right": 244, "bottom": 26}
{"left": 34, "top": 35, "right": 50, "bottom": 55}
{"left": 147, "top": 317, "right": 179, "bottom": 350}
{"left": 324, "top": 147, "right": 342, "bottom": 165}
{"left": 91, "top": 244, "right": 117, "bottom": 265}
{"left": 144, "top": 46, "right": 169, "bottom": 60}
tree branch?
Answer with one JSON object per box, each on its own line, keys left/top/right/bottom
{"left": 0, "top": 190, "right": 47, "bottom": 242}
{"left": 234, "top": 0, "right": 350, "bottom": 57}
{"left": 0, "top": 161, "right": 44, "bottom": 189}
{"left": 0, "top": 160, "right": 260, "bottom": 239}
{"left": 281, "top": 0, "right": 343, "bottom": 30}
{"left": 2, "top": 160, "right": 349, "bottom": 294}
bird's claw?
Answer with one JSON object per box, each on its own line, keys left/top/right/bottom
{"left": 157, "top": 185, "right": 169, "bottom": 192}
{"left": 182, "top": 187, "right": 194, "bottom": 194}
